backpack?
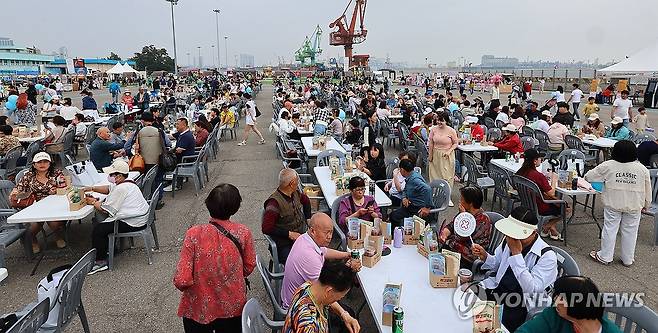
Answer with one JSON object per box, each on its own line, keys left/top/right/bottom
{"left": 255, "top": 106, "right": 261, "bottom": 118}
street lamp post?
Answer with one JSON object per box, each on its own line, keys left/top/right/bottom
{"left": 165, "top": 0, "right": 179, "bottom": 75}
{"left": 186, "top": 52, "right": 190, "bottom": 66}
{"left": 211, "top": 45, "right": 216, "bottom": 68}
{"left": 197, "top": 46, "right": 202, "bottom": 69}
{"left": 213, "top": 9, "right": 221, "bottom": 70}
{"left": 224, "top": 36, "right": 228, "bottom": 69}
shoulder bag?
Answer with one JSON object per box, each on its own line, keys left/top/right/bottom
{"left": 129, "top": 129, "right": 146, "bottom": 173}
{"left": 10, "top": 190, "right": 36, "bottom": 209}
{"left": 158, "top": 129, "right": 177, "bottom": 172}
{"left": 210, "top": 222, "right": 251, "bottom": 291}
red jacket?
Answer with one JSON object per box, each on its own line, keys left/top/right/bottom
{"left": 471, "top": 125, "right": 485, "bottom": 141}
{"left": 174, "top": 219, "right": 256, "bottom": 323}
{"left": 494, "top": 133, "right": 524, "bottom": 154}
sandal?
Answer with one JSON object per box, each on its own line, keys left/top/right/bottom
{"left": 540, "top": 229, "right": 551, "bottom": 238}
{"left": 549, "top": 232, "right": 564, "bottom": 241}
{"left": 589, "top": 250, "right": 609, "bottom": 265}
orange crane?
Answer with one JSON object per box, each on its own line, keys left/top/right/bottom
{"left": 329, "top": 0, "right": 368, "bottom": 69}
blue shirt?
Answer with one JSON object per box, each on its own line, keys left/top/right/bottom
{"left": 173, "top": 129, "right": 195, "bottom": 161}
{"left": 90, "top": 138, "right": 125, "bottom": 170}
{"left": 402, "top": 171, "right": 432, "bottom": 208}
{"left": 82, "top": 96, "right": 97, "bottom": 110}
{"left": 109, "top": 82, "right": 120, "bottom": 93}
{"left": 604, "top": 126, "right": 631, "bottom": 141}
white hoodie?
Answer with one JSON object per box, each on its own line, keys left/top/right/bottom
{"left": 585, "top": 160, "right": 651, "bottom": 213}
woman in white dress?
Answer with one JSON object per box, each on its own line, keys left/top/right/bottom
{"left": 238, "top": 93, "right": 265, "bottom": 146}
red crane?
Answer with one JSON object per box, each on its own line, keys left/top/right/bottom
{"left": 329, "top": 0, "right": 368, "bottom": 68}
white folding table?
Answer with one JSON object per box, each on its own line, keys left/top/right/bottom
{"left": 0, "top": 267, "right": 7, "bottom": 283}
{"left": 313, "top": 166, "right": 392, "bottom": 207}
{"left": 457, "top": 143, "right": 499, "bottom": 153}
{"left": 490, "top": 158, "right": 524, "bottom": 173}
{"left": 301, "top": 137, "right": 347, "bottom": 157}
{"left": 582, "top": 137, "right": 617, "bottom": 148}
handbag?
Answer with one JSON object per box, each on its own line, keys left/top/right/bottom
{"left": 10, "top": 191, "right": 36, "bottom": 209}
{"left": 158, "top": 129, "right": 177, "bottom": 172}
{"left": 210, "top": 222, "right": 251, "bottom": 291}
{"left": 129, "top": 130, "right": 146, "bottom": 172}
{"left": 255, "top": 106, "right": 261, "bottom": 118}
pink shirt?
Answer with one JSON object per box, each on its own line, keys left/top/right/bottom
{"left": 281, "top": 233, "right": 327, "bottom": 309}
{"left": 429, "top": 126, "right": 458, "bottom": 150}
{"left": 547, "top": 123, "right": 569, "bottom": 146}
{"left": 510, "top": 117, "right": 526, "bottom": 129}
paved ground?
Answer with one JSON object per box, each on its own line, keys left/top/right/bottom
{"left": 0, "top": 83, "right": 656, "bottom": 332}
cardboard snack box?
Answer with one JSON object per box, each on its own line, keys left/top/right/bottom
{"left": 382, "top": 283, "right": 402, "bottom": 326}
{"left": 429, "top": 249, "right": 460, "bottom": 288}
{"left": 67, "top": 188, "right": 87, "bottom": 211}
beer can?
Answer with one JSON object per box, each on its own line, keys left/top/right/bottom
{"left": 351, "top": 249, "right": 360, "bottom": 260}
{"left": 369, "top": 181, "right": 376, "bottom": 195}
{"left": 393, "top": 306, "right": 404, "bottom": 333}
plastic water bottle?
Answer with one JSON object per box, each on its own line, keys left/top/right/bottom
{"left": 393, "top": 227, "right": 403, "bottom": 248}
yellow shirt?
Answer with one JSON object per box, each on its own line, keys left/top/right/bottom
{"left": 582, "top": 103, "right": 599, "bottom": 117}
{"left": 220, "top": 110, "right": 235, "bottom": 127}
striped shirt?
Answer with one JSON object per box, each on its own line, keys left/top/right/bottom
{"left": 283, "top": 282, "right": 328, "bottom": 333}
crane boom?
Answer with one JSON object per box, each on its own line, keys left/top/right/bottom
{"left": 329, "top": 0, "right": 368, "bottom": 68}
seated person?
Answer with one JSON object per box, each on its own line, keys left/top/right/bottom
{"left": 604, "top": 117, "right": 631, "bottom": 140}
{"left": 193, "top": 120, "right": 209, "bottom": 147}
{"left": 384, "top": 151, "right": 417, "bottom": 206}
{"left": 516, "top": 149, "right": 565, "bottom": 241}
{"left": 582, "top": 113, "right": 605, "bottom": 137}
{"left": 283, "top": 261, "right": 359, "bottom": 333}
{"left": 0, "top": 124, "right": 20, "bottom": 155}
{"left": 281, "top": 213, "right": 360, "bottom": 332}
{"left": 517, "top": 276, "right": 623, "bottom": 333}
{"left": 471, "top": 206, "right": 558, "bottom": 332}
{"left": 171, "top": 118, "right": 196, "bottom": 162}
{"left": 45, "top": 115, "right": 68, "bottom": 144}
{"left": 489, "top": 124, "right": 524, "bottom": 156}
{"left": 84, "top": 160, "right": 149, "bottom": 274}
{"left": 337, "top": 176, "right": 382, "bottom": 232}
{"left": 547, "top": 117, "right": 570, "bottom": 152}
{"left": 121, "top": 91, "right": 134, "bottom": 109}
{"left": 329, "top": 109, "right": 343, "bottom": 140}
{"left": 358, "top": 143, "right": 386, "bottom": 185}
{"left": 465, "top": 116, "right": 485, "bottom": 141}
{"left": 218, "top": 104, "right": 235, "bottom": 130}
{"left": 533, "top": 110, "right": 551, "bottom": 133}
{"left": 552, "top": 102, "right": 574, "bottom": 127}
{"left": 418, "top": 113, "right": 433, "bottom": 143}
{"left": 109, "top": 122, "right": 125, "bottom": 144}
{"left": 208, "top": 107, "right": 220, "bottom": 129}
{"left": 90, "top": 127, "right": 125, "bottom": 170}
{"left": 439, "top": 186, "right": 492, "bottom": 268}
{"left": 389, "top": 159, "right": 433, "bottom": 227}
{"left": 70, "top": 113, "right": 87, "bottom": 142}
{"left": 13, "top": 152, "right": 66, "bottom": 253}
{"left": 637, "top": 137, "right": 658, "bottom": 166}
{"left": 343, "top": 119, "right": 362, "bottom": 145}
{"left": 262, "top": 168, "right": 311, "bottom": 264}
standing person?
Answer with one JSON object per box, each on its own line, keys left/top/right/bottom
{"left": 109, "top": 79, "right": 121, "bottom": 104}
{"left": 362, "top": 111, "right": 379, "bottom": 148}
{"left": 134, "top": 87, "right": 151, "bottom": 111}
{"left": 25, "top": 84, "right": 38, "bottom": 105}
{"left": 238, "top": 93, "right": 265, "bottom": 146}
{"left": 567, "top": 83, "right": 584, "bottom": 121}
{"left": 633, "top": 107, "right": 649, "bottom": 133}
{"left": 491, "top": 81, "right": 501, "bottom": 103}
{"left": 81, "top": 90, "right": 98, "bottom": 111}
{"left": 129, "top": 112, "right": 167, "bottom": 208}
{"left": 54, "top": 79, "right": 63, "bottom": 98}
{"left": 586, "top": 140, "right": 651, "bottom": 267}
{"left": 611, "top": 90, "right": 633, "bottom": 128}
{"left": 14, "top": 93, "right": 37, "bottom": 126}
{"left": 551, "top": 86, "right": 566, "bottom": 103}
{"left": 428, "top": 111, "right": 458, "bottom": 205}
{"left": 174, "top": 184, "right": 256, "bottom": 333}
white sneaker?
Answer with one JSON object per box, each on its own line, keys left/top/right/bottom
{"left": 237, "top": 141, "right": 247, "bottom": 146}
{"left": 163, "top": 185, "right": 173, "bottom": 192}
{"left": 88, "top": 262, "right": 109, "bottom": 275}
{"left": 449, "top": 200, "right": 454, "bottom": 207}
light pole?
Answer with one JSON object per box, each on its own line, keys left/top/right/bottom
{"left": 197, "top": 46, "right": 202, "bottom": 68}
{"left": 211, "top": 45, "right": 216, "bottom": 68}
{"left": 165, "top": 0, "right": 179, "bottom": 75}
{"left": 186, "top": 52, "right": 190, "bottom": 66}
{"left": 224, "top": 36, "right": 228, "bottom": 69}
{"left": 213, "top": 9, "right": 221, "bottom": 70}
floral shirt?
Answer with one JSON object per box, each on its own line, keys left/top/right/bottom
{"left": 173, "top": 219, "right": 256, "bottom": 324}
{"left": 15, "top": 169, "right": 64, "bottom": 201}
{"left": 0, "top": 135, "right": 20, "bottom": 155}
{"left": 283, "top": 282, "right": 328, "bottom": 333}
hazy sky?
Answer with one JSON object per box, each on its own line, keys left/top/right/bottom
{"left": 2, "top": 0, "right": 658, "bottom": 67}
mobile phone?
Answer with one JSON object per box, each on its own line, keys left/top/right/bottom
{"left": 365, "top": 201, "right": 374, "bottom": 208}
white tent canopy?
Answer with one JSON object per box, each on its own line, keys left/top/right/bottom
{"left": 600, "top": 42, "right": 658, "bottom": 74}
{"left": 105, "top": 62, "right": 126, "bottom": 74}
{"left": 121, "top": 63, "right": 139, "bottom": 74}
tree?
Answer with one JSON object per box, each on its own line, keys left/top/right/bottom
{"left": 129, "top": 45, "right": 174, "bottom": 73}
{"left": 107, "top": 52, "right": 122, "bottom": 61}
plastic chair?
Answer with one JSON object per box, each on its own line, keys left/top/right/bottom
{"left": 511, "top": 174, "right": 568, "bottom": 243}
{"left": 552, "top": 246, "right": 580, "bottom": 277}
{"left": 171, "top": 150, "right": 204, "bottom": 197}
{"left": 0, "top": 178, "right": 29, "bottom": 267}
{"left": 603, "top": 293, "right": 658, "bottom": 333}
{"left": 6, "top": 298, "right": 50, "bottom": 333}
{"left": 521, "top": 136, "right": 537, "bottom": 151}
{"left": 521, "top": 126, "right": 535, "bottom": 138}
{"left": 557, "top": 149, "right": 588, "bottom": 177}
{"left": 413, "top": 134, "right": 429, "bottom": 171}
{"left": 107, "top": 185, "right": 161, "bottom": 269}
{"left": 138, "top": 165, "right": 159, "bottom": 200}
{"left": 462, "top": 153, "right": 494, "bottom": 198}
{"left": 487, "top": 162, "right": 519, "bottom": 216}
{"left": 21, "top": 140, "right": 44, "bottom": 170}
{"left": 241, "top": 298, "right": 284, "bottom": 333}
{"left": 534, "top": 130, "right": 551, "bottom": 154}
{"left": 641, "top": 169, "right": 658, "bottom": 248}
{"left": 428, "top": 179, "right": 451, "bottom": 224}
{"left": 84, "top": 124, "right": 97, "bottom": 145}
{"left": 0, "top": 146, "right": 24, "bottom": 179}
{"left": 316, "top": 149, "right": 345, "bottom": 168}
{"left": 487, "top": 128, "right": 502, "bottom": 142}
{"left": 484, "top": 117, "right": 496, "bottom": 130}
{"left": 330, "top": 194, "right": 349, "bottom": 251}
{"left": 564, "top": 135, "right": 598, "bottom": 164}
{"left": 255, "top": 255, "right": 286, "bottom": 321}
{"left": 496, "top": 120, "right": 505, "bottom": 128}
{"left": 633, "top": 132, "right": 657, "bottom": 144}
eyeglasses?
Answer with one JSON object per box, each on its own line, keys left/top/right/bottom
{"left": 353, "top": 187, "right": 366, "bottom": 192}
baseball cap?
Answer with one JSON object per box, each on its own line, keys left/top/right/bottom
{"left": 502, "top": 124, "right": 517, "bottom": 132}
{"left": 588, "top": 113, "right": 599, "bottom": 121}
{"left": 611, "top": 116, "right": 623, "bottom": 125}
{"left": 541, "top": 110, "right": 552, "bottom": 117}
{"left": 466, "top": 116, "right": 479, "bottom": 124}
{"left": 524, "top": 148, "right": 545, "bottom": 160}
{"left": 102, "top": 160, "right": 130, "bottom": 175}
{"left": 32, "top": 152, "right": 51, "bottom": 163}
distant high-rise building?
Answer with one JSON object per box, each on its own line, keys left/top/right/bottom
{"left": 480, "top": 55, "right": 519, "bottom": 68}
{"left": 240, "top": 54, "right": 254, "bottom": 68}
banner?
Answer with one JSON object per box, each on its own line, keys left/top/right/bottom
{"left": 65, "top": 59, "right": 75, "bottom": 74}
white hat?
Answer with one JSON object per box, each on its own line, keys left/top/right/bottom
{"left": 495, "top": 214, "right": 538, "bottom": 240}
{"left": 502, "top": 124, "right": 517, "bottom": 132}
{"left": 588, "top": 113, "right": 599, "bottom": 121}
{"left": 541, "top": 110, "right": 552, "bottom": 117}
{"left": 32, "top": 152, "right": 51, "bottom": 163}
{"left": 611, "top": 116, "right": 623, "bottom": 125}
{"left": 102, "top": 160, "right": 130, "bottom": 175}
{"left": 51, "top": 95, "right": 60, "bottom": 100}
{"left": 466, "top": 116, "right": 479, "bottom": 124}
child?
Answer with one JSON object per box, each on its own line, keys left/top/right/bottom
{"left": 581, "top": 97, "right": 600, "bottom": 118}
{"left": 633, "top": 107, "right": 649, "bottom": 133}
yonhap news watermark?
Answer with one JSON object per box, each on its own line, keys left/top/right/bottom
{"left": 452, "top": 284, "right": 646, "bottom": 319}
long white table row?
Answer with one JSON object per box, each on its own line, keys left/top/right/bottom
{"left": 313, "top": 166, "right": 392, "bottom": 208}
